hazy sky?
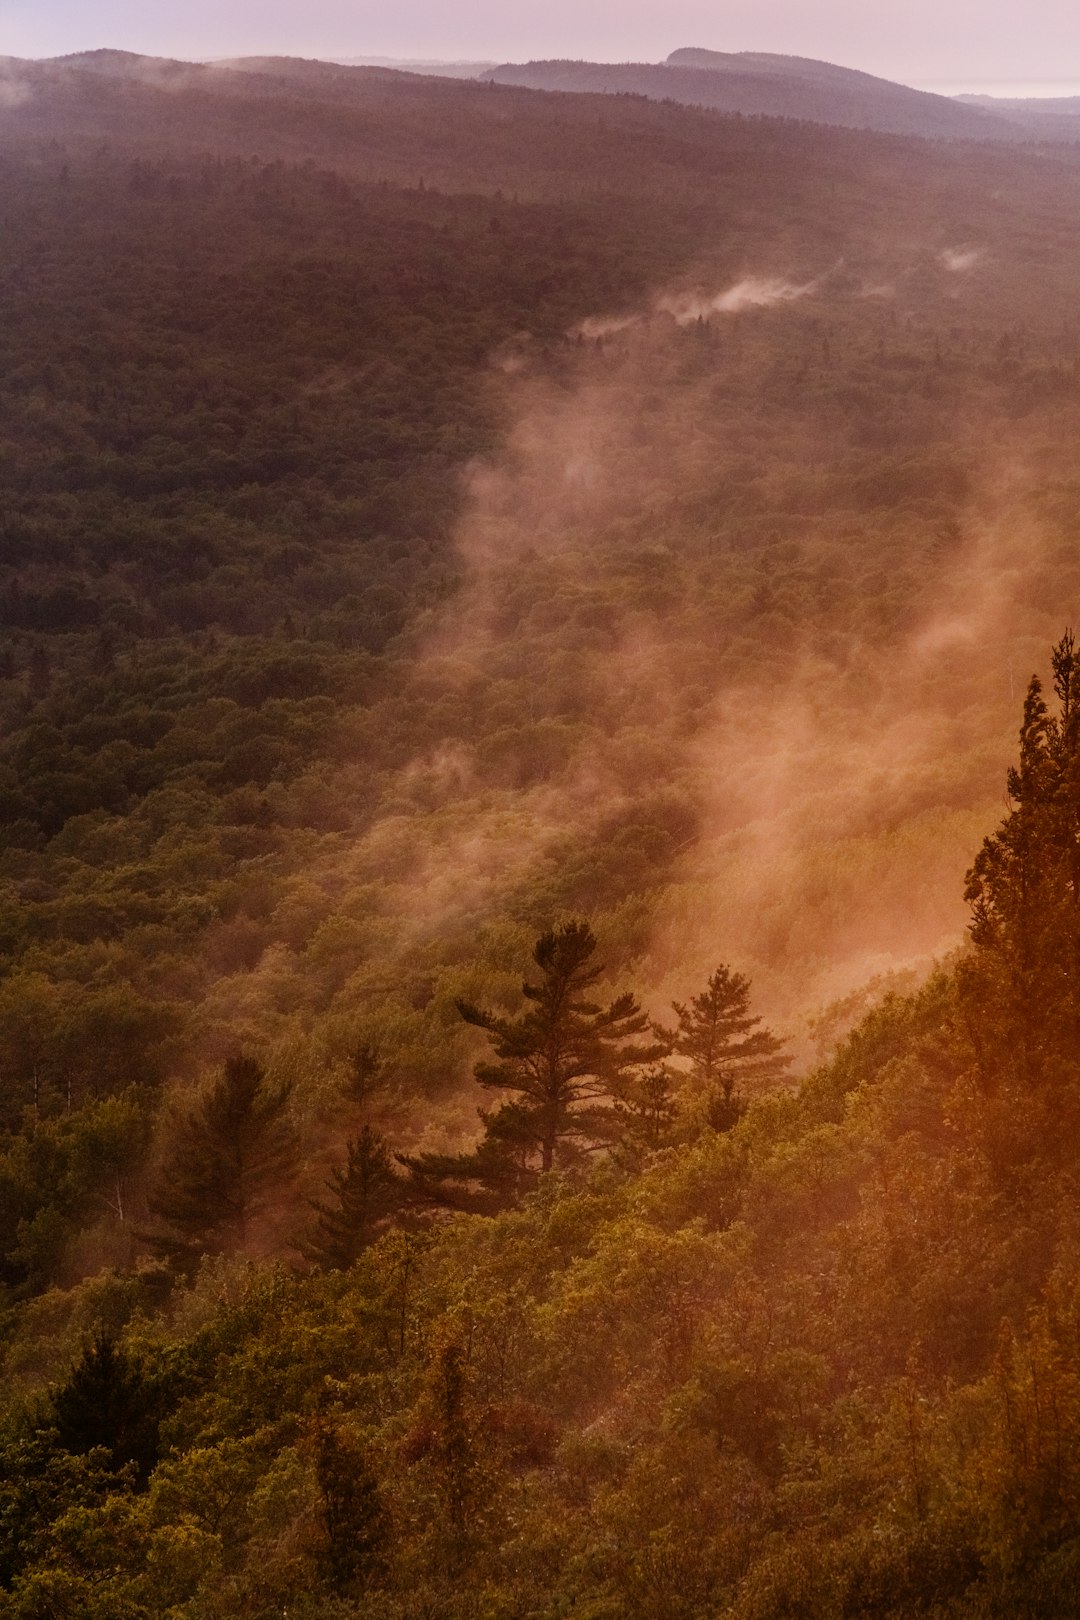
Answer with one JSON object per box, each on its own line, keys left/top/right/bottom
{"left": 3, "top": 1, "right": 1080, "bottom": 92}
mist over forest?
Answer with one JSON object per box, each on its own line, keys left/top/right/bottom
{"left": 2, "top": 43, "right": 1080, "bottom": 1620}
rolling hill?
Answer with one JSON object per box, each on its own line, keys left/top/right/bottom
{"left": 957, "top": 89, "right": 1080, "bottom": 142}
{"left": 484, "top": 49, "right": 1024, "bottom": 141}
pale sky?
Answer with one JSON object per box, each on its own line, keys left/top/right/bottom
{"left": 3, "top": 0, "right": 1080, "bottom": 94}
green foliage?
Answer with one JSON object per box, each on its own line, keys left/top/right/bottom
{"left": 146, "top": 1056, "right": 296, "bottom": 1266}
{"left": 400, "top": 921, "right": 665, "bottom": 1206}
{"left": 0, "top": 978, "right": 179, "bottom": 1126}
{"left": 50, "top": 1332, "right": 164, "bottom": 1485}
{"left": 614, "top": 1064, "right": 682, "bottom": 1163}
{"left": 0, "top": 1091, "right": 151, "bottom": 1294}
{"left": 313, "top": 1419, "right": 386, "bottom": 1593}
{"left": 662, "top": 963, "right": 791, "bottom": 1130}
{"left": 302, "top": 1127, "right": 403, "bottom": 1270}
{"left": 0, "top": 1433, "right": 119, "bottom": 1593}
{"left": 403, "top": 1334, "right": 500, "bottom": 1577}
{"left": 7, "top": 45, "right": 1080, "bottom": 1619}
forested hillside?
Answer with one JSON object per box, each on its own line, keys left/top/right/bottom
{"left": 3, "top": 651, "right": 1080, "bottom": 1616}
{"left": 484, "top": 52, "right": 1018, "bottom": 140}
{"left": 3, "top": 54, "right": 1080, "bottom": 1617}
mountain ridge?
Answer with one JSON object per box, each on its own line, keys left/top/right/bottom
{"left": 483, "top": 52, "right": 1024, "bottom": 141}
{"left": 8, "top": 47, "right": 1072, "bottom": 144}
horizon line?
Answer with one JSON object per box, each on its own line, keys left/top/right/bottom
{"left": 11, "top": 45, "right": 1080, "bottom": 102}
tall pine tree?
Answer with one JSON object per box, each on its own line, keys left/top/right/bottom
{"left": 303, "top": 1126, "right": 402, "bottom": 1270}
{"left": 147, "top": 1055, "right": 295, "bottom": 1266}
{"left": 50, "top": 1331, "right": 164, "bottom": 1485}
{"left": 962, "top": 631, "right": 1080, "bottom": 1152}
{"left": 400, "top": 921, "right": 664, "bottom": 1209}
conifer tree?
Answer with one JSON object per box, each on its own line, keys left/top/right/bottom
{"left": 615, "top": 1065, "right": 681, "bottom": 1163}
{"left": 962, "top": 631, "right": 1080, "bottom": 1137}
{"left": 660, "top": 964, "right": 790, "bottom": 1129}
{"left": 400, "top": 921, "right": 665, "bottom": 1208}
{"left": 50, "top": 1331, "right": 163, "bottom": 1485}
{"left": 146, "top": 1054, "right": 295, "bottom": 1266}
{"left": 303, "top": 1125, "right": 402, "bottom": 1270}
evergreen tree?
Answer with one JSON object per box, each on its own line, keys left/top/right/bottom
{"left": 400, "top": 922, "right": 664, "bottom": 1208}
{"left": 660, "top": 964, "right": 790, "bottom": 1129}
{"left": 302, "top": 1125, "right": 402, "bottom": 1270}
{"left": 146, "top": 1054, "right": 295, "bottom": 1266}
{"left": 962, "top": 631, "right": 1080, "bottom": 1148}
{"left": 344, "top": 1043, "right": 383, "bottom": 1107}
{"left": 615, "top": 1064, "right": 681, "bottom": 1165}
{"left": 50, "top": 1332, "right": 163, "bottom": 1485}
{"left": 400, "top": 1101, "right": 540, "bottom": 1215}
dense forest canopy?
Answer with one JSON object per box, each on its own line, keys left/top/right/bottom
{"left": 3, "top": 48, "right": 1080, "bottom": 1618}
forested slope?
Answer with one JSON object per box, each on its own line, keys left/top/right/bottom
{"left": 3, "top": 650, "right": 1080, "bottom": 1617}
{"left": 4, "top": 48, "right": 1080, "bottom": 1281}
{"left": 484, "top": 53, "right": 1017, "bottom": 141}
{"left": 3, "top": 59, "right": 1080, "bottom": 1617}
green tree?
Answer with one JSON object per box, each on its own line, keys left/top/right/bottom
{"left": 50, "top": 1332, "right": 164, "bottom": 1486}
{"left": 615, "top": 1064, "right": 681, "bottom": 1164}
{"left": 146, "top": 1055, "right": 295, "bottom": 1266}
{"left": 0, "top": 1091, "right": 151, "bottom": 1295}
{"left": 400, "top": 922, "right": 664, "bottom": 1208}
{"left": 660, "top": 964, "right": 790, "bottom": 1130}
{"left": 0, "top": 1433, "right": 119, "bottom": 1591}
{"left": 302, "top": 1126, "right": 402, "bottom": 1270}
{"left": 405, "top": 1336, "right": 493, "bottom": 1576}
{"left": 961, "top": 631, "right": 1080, "bottom": 1153}
{"left": 343, "top": 1043, "right": 383, "bottom": 1107}
{"left": 313, "top": 1420, "right": 386, "bottom": 1593}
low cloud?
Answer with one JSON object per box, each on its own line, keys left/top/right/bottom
{"left": 657, "top": 275, "right": 819, "bottom": 323}
{"left": 939, "top": 246, "right": 982, "bottom": 273}
{"left": 0, "top": 71, "right": 33, "bottom": 109}
{"left": 573, "top": 314, "right": 643, "bottom": 340}
{"left": 277, "top": 256, "right": 1066, "bottom": 1074}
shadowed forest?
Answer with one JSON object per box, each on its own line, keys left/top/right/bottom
{"left": 2, "top": 49, "right": 1080, "bottom": 1618}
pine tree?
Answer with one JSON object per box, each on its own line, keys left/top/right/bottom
{"left": 146, "top": 1054, "right": 295, "bottom": 1266}
{"left": 961, "top": 631, "right": 1080, "bottom": 1145}
{"left": 400, "top": 921, "right": 665, "bottom": 1208}
{"left": 303, "top": 1126, "right": 402, "bottom": 1270}
{"left": 615, "top": 1065, "right": 681, "bottom": 1164}
{"left": 400, "top": 1101, "right": 539, "bottom": 1214}
{"left": 660, "top": 964, "right": 790, "bottom": 1129}
{"left": 50, "top": 1332, "right": 162, "bottom": 1485}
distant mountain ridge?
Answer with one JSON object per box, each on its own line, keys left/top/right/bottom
{"left": 8, "top": 45, "right": 1080, "bottom": 148}
{"left": 334, "top": 57, "right": 496, "bottom": 79}
{"left": 668, "top": 46, "right": 933, "bottom": 84}
{"left": 37, "top": 48, "right": 409, "bottom": 84}
{"left": 955, "top": 89, "right": 1080, "bottom": 141}
{"left": 483, "top": 49, "right": 1025, "bottom": 141}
